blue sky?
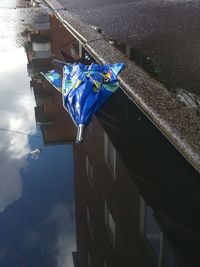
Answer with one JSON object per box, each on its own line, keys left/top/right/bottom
{"left": 0, "top": 30, "right": 76, "bottom": 265}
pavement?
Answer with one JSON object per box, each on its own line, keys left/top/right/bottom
{"left": 58, "top": 0, "right": 200, "bottom": 95}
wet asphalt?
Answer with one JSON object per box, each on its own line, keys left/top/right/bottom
{"left": 59, "top": 0, "right": 200, "bottom": 95}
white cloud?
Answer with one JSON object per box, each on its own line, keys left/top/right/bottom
{"left": 18, "top": 202, "right": 76, "bottom": 266}
{"left": 0, "top": 152, "right": 23, "bottom": 212}
{"left": 29, "top": 148, "right": 42, "bottom": 159}
{"left": 0, "top": 0, "right": 16, "bottom": 8}
{"left": 44, "top": 203, "right": 76, "bottom": 267}
{"left": 55, "top": 204, "right": 76, "bottom": 267}
{"left": 56, "top": 232, "right": 76, "bottom": 267}
{"left": 0, "top": 47, "right": 37, "bottom": 211}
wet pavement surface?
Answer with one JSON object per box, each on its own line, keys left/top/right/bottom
{"left": 59, "top": 0, "right": 200, "bottom": 97}
{"left": 0, "top": 0, "right": 200, "bottom": 266}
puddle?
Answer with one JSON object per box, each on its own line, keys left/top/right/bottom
{"left": 0, "top": 2, "right": 199, "bottom": 266}
{"left": 109, "top": 39, "right": 200, "bottom": 111}
{"left": 25, "top": 11, "right": 199, "bottom": 267}
{"left": 0, "top": 3, "right": 75, "bottom": 267}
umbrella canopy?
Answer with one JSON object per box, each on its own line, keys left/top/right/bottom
{"left": 41, "top": 62, "right": 125, "bottom": 142}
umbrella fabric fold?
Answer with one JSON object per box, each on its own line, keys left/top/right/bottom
{"left": 41, "top": 69, "right": 62, "bottom": 93}
{"left": 41, "top": 62, "right": 125, "bottom": 142}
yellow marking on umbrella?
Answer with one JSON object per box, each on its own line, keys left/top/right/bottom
{"left": 72, "top": 79, "right": 82, "bottom": 90}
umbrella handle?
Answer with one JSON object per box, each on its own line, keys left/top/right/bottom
{"left": 76, "top": 124, "right": 85, "bottom": 143}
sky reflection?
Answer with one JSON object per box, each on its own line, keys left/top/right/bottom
{"left": 0, "top": 43, "right": 75, "bottom": 266}
{"left": 0, "top": 2, "right": 76, "bottom": 266}
{"left": 0, "top": 0, "right": 16, "bottom": 9}
{"left": 0, "top": 47, "right": 36, "bottom": 212}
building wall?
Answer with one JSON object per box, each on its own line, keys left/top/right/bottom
{"left": 50, "top": 16, "right": 77, "bottom": 60}
{"left": 73, "top": 117, "right": 158, "bottom": 267}
{"left": 27, "top": 14, "right": 78, "bottom": 144}
{"left": 42, "top": 86, "right": 76, "bottom": 143}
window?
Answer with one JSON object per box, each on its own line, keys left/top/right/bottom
{"left": 140, "top": 198, "right": 175, "bottom": 267}
{"left": 86, "top": 155, "right": 94, "bottom": 190}
{"left": 105, "top": 201, "right": 115, "bottom": 246}
{"left": 87, "top": 252, "right": 92, "bottom": 267}
{"left": 86, "top": 207, "right": 95, "bottom": 241}
{"left": 104, "top": 133, "right": 116, "bottom": 176}
{"left": 163, "top": 243, "right": 175, "bottom": 267}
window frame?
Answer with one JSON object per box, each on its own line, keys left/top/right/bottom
{"left": 86, "top": 206, "right": 95, "bottom": 241}
{"left": 139, "top": 197, "right": 175, "bottom": 267}
{"left": 86, "top": 155, "right": 94, "bottom": 191}
{"left": 104, "top": 200, "right": 116, "bottom": 247}
{"left": 104, "top": 132, "right": 117, "bottom": 177}
{"left": 87, "top": 252, "right": 92, "bottom": 267}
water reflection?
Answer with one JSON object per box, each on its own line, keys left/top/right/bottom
{"left": 112, "top": 41, "right": 200, "bottom": 111}
{"left": 0, "top": 4, "right": 75, "bottom": 267}
{"left": 24, "top": 10, "right": 200, "bottom": 267}
{"left": 0, "top": 0, "right": 16, "bottom": 9}
{"left": 25, "top": 14, "right": 79, "bottom": 144}
{"left": 73, "top": 100, "right": 200, "bottom": 266}
{"left": 0, "top": 47, "right": 36, "bottom": 212}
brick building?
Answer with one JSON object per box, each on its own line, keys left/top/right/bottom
{"left": 73, "top": 89, "right": 199, "bottom": 267}
{"left": 25, "top": 14, "right": 78, "bottom": 144}
{"left": 24, "top": 12, "right": 200, "bottom": 267}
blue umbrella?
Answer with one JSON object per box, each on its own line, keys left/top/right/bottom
{"left": 41, "top": 62, "right": 124, "bottom": 142}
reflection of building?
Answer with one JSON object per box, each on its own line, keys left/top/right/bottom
{"left": 32, "top": 79, "right": 76, "bottom": 144}
{"left": 73, "top": 119, "right": 174, "bottom": 267}
{"left": 24, "top": 13, "right": 102, "bottom": 145}
{"left": 26, "top": 14, "right": 52, "bottom": 77}
{"left": 25, "top": 14, "right": 78, "bottom": 144}
{"left": 73, "top": 89, "right": 199, "bottom": 267}
{"left": 24, "top": 11, "right": 200, "bottom": 267}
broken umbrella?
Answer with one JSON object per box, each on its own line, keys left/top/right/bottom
{"left": 41, "top": 61, "right": 125, "bottom": 142}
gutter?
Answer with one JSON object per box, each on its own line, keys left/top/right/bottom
{"left": 43, "top": 0, "right": 200, "bottom": 174}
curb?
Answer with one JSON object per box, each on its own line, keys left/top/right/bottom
{"left": 43, "top": 0, "right": 200, "bottom": 174}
